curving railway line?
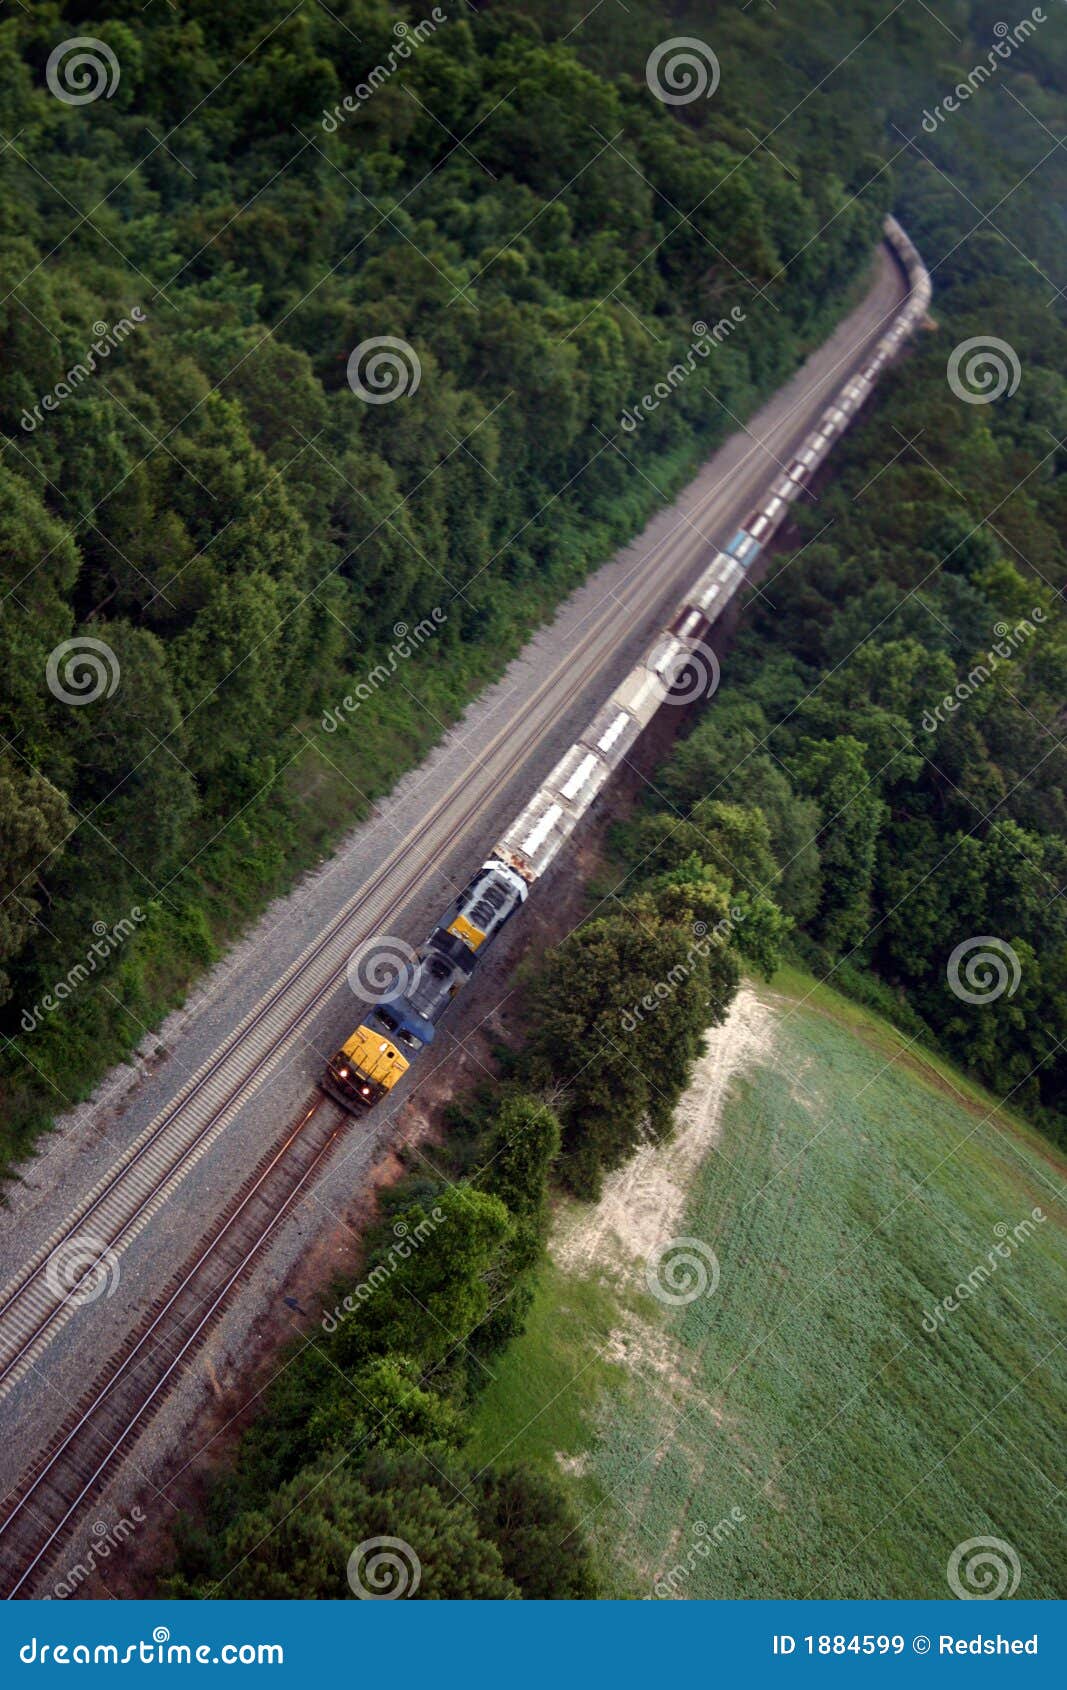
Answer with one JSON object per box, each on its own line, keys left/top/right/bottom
{"left": 0, "top": 223, "right": 928, "bottom": 1596}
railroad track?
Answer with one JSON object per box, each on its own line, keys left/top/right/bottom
{"left": 0, "top": 244, "right": 910, "bottom": 1593}
{"left": 0, "top": 254, "right": 905, "bottom": 1405}
{"left": 0, "top": 1094, "right": 343, "bottom": 1599}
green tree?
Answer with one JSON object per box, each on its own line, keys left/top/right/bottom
{"left": 331, "top": 1186, "right": 513, "bottom": 1371}
{"left": 168, "top": 1453, "right": 519, "bottom": 1600}
{"left": 475, "top": 1466, "right": 599, "bottom": 1599}
{"left": 789, "top": 736, "right": 887, "bottom": 954}
{"left": 523, "top": 889, "right": 740, "bottom": 1196}
{"left": 0, "top": 761, "right": 71, "bottom": 1005}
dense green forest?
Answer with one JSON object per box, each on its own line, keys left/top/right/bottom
{"left": 0, "top": 0, "right": 887, "bottom": 1167}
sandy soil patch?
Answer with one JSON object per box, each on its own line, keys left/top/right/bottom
{"left": 551, "top": 987, "right": 778, "bottom": 1281}
{"left": 555, "top": 1450, "right": 592, "bottom": 1478}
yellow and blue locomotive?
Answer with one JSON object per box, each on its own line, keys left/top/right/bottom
{"left": 324, "top": 859, "right": 528, "bottom": 1112}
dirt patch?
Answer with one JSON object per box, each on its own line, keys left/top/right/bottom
{"left": 555, "top": 1450, "right": 592, "bottom": 1478}
{"left": 551, "top": 987, "right": 778, "bottom": 1281}
{"left": 601, "top": 1309, "right": 711, "bottom": 1413}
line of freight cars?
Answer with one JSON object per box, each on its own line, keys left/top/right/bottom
{"left": 324, "top": 216, "right": 932, "bottom": 1111}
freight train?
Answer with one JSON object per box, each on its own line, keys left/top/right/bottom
{"left": 324, "top": 216, "right": 931, "bottom": 1113}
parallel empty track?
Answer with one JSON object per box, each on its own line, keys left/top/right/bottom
{"left": 0, "top": 1095, "right": 342, "bottom": 1598}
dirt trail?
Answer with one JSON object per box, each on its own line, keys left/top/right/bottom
{"left": 551, "top": 987, "right": 778, "bottom": 1280}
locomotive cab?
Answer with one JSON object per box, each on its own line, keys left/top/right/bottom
{"left": 324, "top": 1001, "right": 434, "bottom": 1113}
{"left": 322, "top": 861, "right": 526, "bottom": 1113}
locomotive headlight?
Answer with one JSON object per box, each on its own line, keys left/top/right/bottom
{"left": 338, "top": 1067, "right": 348, "bottom": 1078}
{"left": 361, "top": 1086, "right": 371, "bottom": 1097}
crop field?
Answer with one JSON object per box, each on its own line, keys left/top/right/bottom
{"left": 467, "top": 970, "right": 1067, "bottom": 1599}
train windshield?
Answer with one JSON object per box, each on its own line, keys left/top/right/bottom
{"left": 374, "top": 1005, "right": 423, "bottom": 1050}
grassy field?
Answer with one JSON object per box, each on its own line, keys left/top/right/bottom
{"left": 467, "top": 968, "right": 1067, "bottom": 1599}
